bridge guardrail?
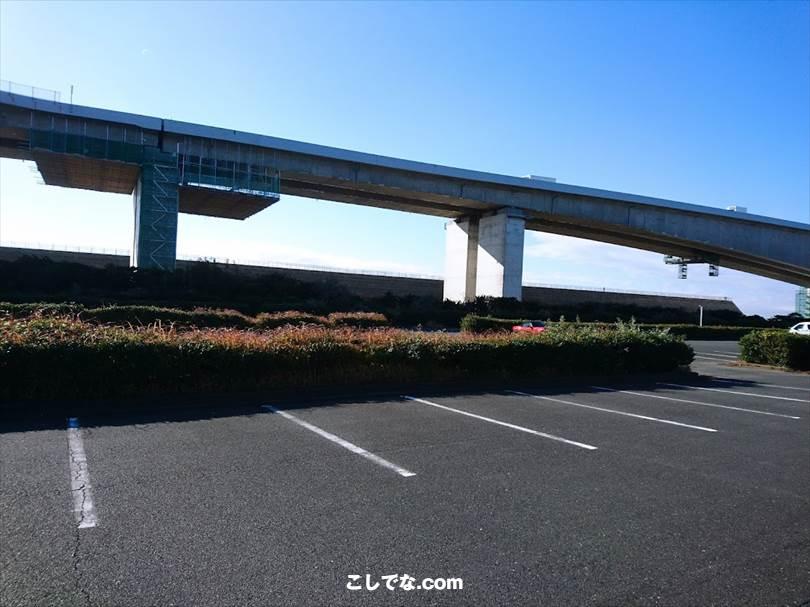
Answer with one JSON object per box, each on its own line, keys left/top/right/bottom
{"left": 0, "top": 80, "right": 61, "bottom": 102}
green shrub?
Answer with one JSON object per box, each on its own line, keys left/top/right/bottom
{"left": 459, "top": 314, "right": 759, "bottom": 340}
{"left": 0, "top": 301, "right": 85, "bottom": 318}
{"left": 327, "top": 311, "right": 389, "bottom": 328}
{"left": 81, "top": 305, "right": 253, "bottom": 329}
{"left": 460, "top": 314, "right": 523, "bottom": 333}
{"left": 254, "top": 311, "right": 329, "bottom": 329}
{"left": 740, "top": 330, "right": 810, "bottom": 370}
{"left": 0, "top": 317, "right": 692, "bottom": 401}
{"left": 642, "top": 324, "right": 758, "bottom": 340}
{"left": 254, "top": 311, "right": 390, "bottom": 329}
{"left": 0, "top": 302, "right": 389, "bottom": 331}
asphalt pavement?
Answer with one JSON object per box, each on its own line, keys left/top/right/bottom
{"left": 1, "top": 341, "right": 808, "bottom": 606}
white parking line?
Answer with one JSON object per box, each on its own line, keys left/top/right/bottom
{"left": 695, "top": 355, "right": 733, "bottom": 361}
{"left": 66, "top": 418, "right": 98, "bottom": 529}
{"left": 695, "top": 353, "right": 737, "bottom": 360}
{"left": 401, "top": 396, "right": 597, "bottom": 450}
{"left": 508, "top": 391, "right": 717, "bottom": 433}
{"left": 591, "top": 386, "right": 800, "bottom": 419}
{"left": 658, "top": 383, "right": 810, "bottom": 403}
{"left": 709, "top": 352, "right": 739, "bottom": 358}
{"left": 261, "top": 405, "right": 415, "bottom": 477}
{"left": 711, "top": 378, "right": 810, "bottom": 393}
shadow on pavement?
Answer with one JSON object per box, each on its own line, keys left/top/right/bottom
{"left": 6, "top": 368, "right": 794, "bottom": 434}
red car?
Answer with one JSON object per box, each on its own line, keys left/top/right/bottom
{"left": 512, "top": 320, "right": 546, "bottom": 333}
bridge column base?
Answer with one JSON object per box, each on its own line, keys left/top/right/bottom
{"left": 443, "top": 207, "right": 525, "bottom": 302}
{"left": 131, "top": 149, "right": 179, "bottom": 271}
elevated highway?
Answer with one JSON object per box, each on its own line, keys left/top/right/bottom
{"left": 1, "top": 90, "right": 808, "bottom": 299}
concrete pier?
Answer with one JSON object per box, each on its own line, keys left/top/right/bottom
{"left": 444, "top": 208, "right": 526, "bottom": 301}
{"left": 476, "top": 208, "right": 526, "bottom": 299}
{"left": 131, "top": 150, "right": 179, "bottom": 270}
{"left": 443, "top": 217, "right": 479, "bottom": 302}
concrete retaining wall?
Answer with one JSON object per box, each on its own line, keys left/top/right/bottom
{"left": 522, "top": 285, "right": 738, "bottom": 313}
{"left": 0, "top": 246, "right": 740, "bottom": 313}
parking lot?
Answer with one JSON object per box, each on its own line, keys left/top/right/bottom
{"left": 2, "top": 343, "right": 808, "bottom": 606}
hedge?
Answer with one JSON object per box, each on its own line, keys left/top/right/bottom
{"left": 254, "top": 311, "right": 328, "bottom": 329}
{"left": 459, "top": 314, "right": 760, "bottom": 340}
{"left": 459, "top": 315, "right": 524, "bottom": 332}
{"left": 0, "top": 301, "right": 85, "bottom": 318}
{"left": 326, "top": 311, "right": 388, "bottom": 329}
{"left": 83, "top": 305, "right": 254, "bottom": 329}
{"left": 0, "top": 317, "right": 693, "bottom": 401}
{"left": 739, "top": 330, "right": 810, "bottom": 371}
{"left": 642, "top": 324, "right": 759, "bottom": 340}
{"left": 0, "top": 302, "right": 387, "bottom": 331}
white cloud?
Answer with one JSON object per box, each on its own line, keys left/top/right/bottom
{"left": 525, "top": 231, "right": 663, "bottom": 270}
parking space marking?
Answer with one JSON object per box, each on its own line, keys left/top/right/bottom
{"left": 591, "top": 386, "right": 801, "bottom": 419}
{"left": 709, "top": 352, "right": 738, "bottom": 358}
{"left": 695, "top": 355, "right": 733, "bottom": 361}
{"left": 401, "top": 396, "right": 597, "bottom": 450}
{"left": 711, "top": 378, "right": 810, "bottom": 393}
{"left": 66, "top": 418, "right": 98, "bottom": 529}
{"left": 659, "top": 383, "right": 810, "bottom": 403}
{"left": 508, "top": 391, "right": 717, "bottom": 432}
{"left": 261, "top": 405, "right": 416, "bottom": 477}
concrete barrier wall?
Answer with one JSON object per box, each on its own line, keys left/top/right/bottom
{"left": 522, "top": 285, "right": 739, "bottom": 313}
{"left": 0, "top": 247, "right": 130, "bottom": 269}
{"left": 174, "top": 258, "right": 444, "bottom": 299}
{"left": 0, "top": 246, "right": 740, "bottom": 313}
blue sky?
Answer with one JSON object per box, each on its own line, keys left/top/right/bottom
{"left": 1, "top": 1, "right": 808, "bottom": 315}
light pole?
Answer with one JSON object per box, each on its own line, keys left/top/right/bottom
{"left": 698, "top": 305, "right": 703, "bottom": 327}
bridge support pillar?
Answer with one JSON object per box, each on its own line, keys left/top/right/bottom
{"left": 131, "top": 149, "right": 179, "bottom": 270}
{"left": 443, "top": 216, "right": 479, "bottom": 302}
{"left": 476, "top": 207, "right": 525, "bottom": 299}
{"left": 443, "top": 207, "right": 525, "bottom": 301}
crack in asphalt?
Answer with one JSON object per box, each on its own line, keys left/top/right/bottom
{"left": 71, "top": 516, "right": 93, "bottom": 607}
{"left": 69, "top": 450, "right": 91, "bottom": 526}
{"left": 67, "top": 425, "right": 95, "bottom": 607}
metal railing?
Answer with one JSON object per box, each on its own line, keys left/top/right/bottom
{"left": 0, "top": 241, "right": 440, "bottom": 279}
{"left": 178, "top": 153, "right": 280, "bottom": 199}
{"left": 28, "top": 129, "right": 146, "bottom": 163}
{"left": 1, "top": 80, "right": 61, "bottom": 102}
{"left": 0, "top": 241, "right": 130, "bottom": 256}
{"left": 177, "top": 253, "right": 443, "bottom": 280}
